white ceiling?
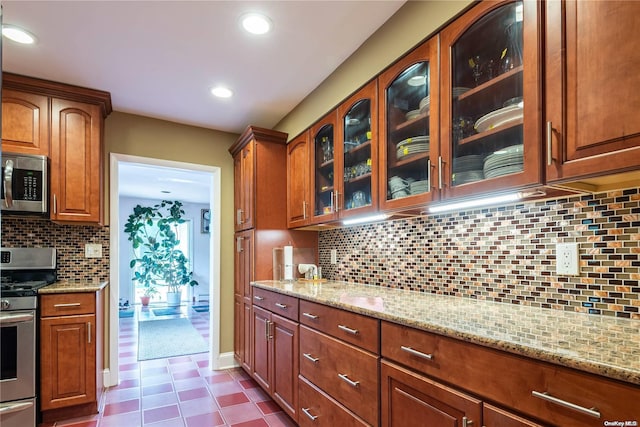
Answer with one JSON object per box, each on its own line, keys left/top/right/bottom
{"left": 2, "top": 1, "right": 405, "bottom": 202}
{"left": 2, "top": 0, "right": 405, "bottom": 134}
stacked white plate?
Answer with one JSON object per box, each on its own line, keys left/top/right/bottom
{"left": 409, "top": 180, "right": 429, "bottom": 195}
{"left": 452, "top": 87, "right": 471, "bottom": 97}
{"left": 483, "top": 144, "right": 524, "bottom": 179}
{"left": 396, "top": 136, "right": 429, "bottom": 160}
{"left": 419, "top": 96, "right": 430, "bottom": 113}
{"left": 405, "top": 109, "right": 421, "bottom": 120}
{"left": 452, "top": 154, "right": 485, "bottom": 185}
{"left": 474, "top": 104, "right": 523, "bottom": 133}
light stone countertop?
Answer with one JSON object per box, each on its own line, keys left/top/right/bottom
{"left": 252, "top": 279, "right": 640, "bottom": 386}
{"left": 39, "top": 280, "right": 108, "bottom": 294}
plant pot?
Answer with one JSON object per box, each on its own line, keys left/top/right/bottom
{"left": 166, "top": 291, "right": 182, "bottom": 307}
{"left": 140, "top": 296, "right": 151, "bottom": 307}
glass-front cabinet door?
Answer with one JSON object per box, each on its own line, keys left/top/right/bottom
{"left": 337, "top": 80, "right": 378, "bottom": 218}
{"left": 440, "top": 0, "right": 541, "bottom": 200}
{"left": 379, "top": 36, "right": 439, "bottom": 211}
{"left": 310, "top": 112, "right": 338, "bottom": 223}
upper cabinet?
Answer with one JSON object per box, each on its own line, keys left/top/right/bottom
{"left": 310, "top": 111, "right": 339, "bottom": 223}
{"left": 337, "top": 80, "right": 378, "bottom": 218}
{"left": 440, "top": 0, "right": 542, "bottom": 199}
{"left": 286, "top": 131, "right": 311, "bottom": 228}
{"left": 545, "top": 0, "right": 640, "bottom": 184}
{"left": 378, "top": 36, "right": 439, "bottom": 212}
{"left": 1, "top": 89, "right": 50, "bottom": 156}
{"left": 229, "top": 126, "right": 289, "bottom": 231}
{"left": 2, "top": 73, "right": 112, "bottom": 225}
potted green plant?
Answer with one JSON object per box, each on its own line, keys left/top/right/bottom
{"left": 125, "top": 200, "right": 198, "bottom": 307}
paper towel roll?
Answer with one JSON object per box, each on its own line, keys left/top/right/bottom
{"left": 283, "top": 246, "right": 293, "bottom": 280}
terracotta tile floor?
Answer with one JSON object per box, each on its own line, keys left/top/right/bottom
{"left": 42, "top": 303, "right": 296, "bottom": 427}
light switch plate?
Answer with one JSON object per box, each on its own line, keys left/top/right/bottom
{"left": 556, "top": 242, "right": 579, "bottom": 276}
{"left": 85, "top": 243, "right": 102, "bottom": 258}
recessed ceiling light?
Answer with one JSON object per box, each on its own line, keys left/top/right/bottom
{"left": 2, "top": 25, "right": 36, "bottom": 44}
{"left": 241, "top": 13, "right": 272, "bottom": 35}
{"left": 211, "top": 86, "right": 233, "bottom": 98}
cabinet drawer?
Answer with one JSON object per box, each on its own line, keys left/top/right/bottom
{"left": 382, "top": 321, "right": 640, "bottom": 427}
{"left": 298, "top": 375, "right": 368, "bottom": 427}
{"left": 252, "top": 287, "right": 299, "bottom": 321}
{"left": 40, "top": 293, "right": 95, "bottom": 317}
{"left": 299, "top": 300, "right": 379, "bottom": 353}
{"left": 300, "top": 326, "right": 379, "bottom": 426}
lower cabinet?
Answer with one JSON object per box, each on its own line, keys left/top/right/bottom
{"left": 39, "top": 290, "right": 104, "bottom": 422}
{"left": 298, "top": 375, "right": 369, "bottom": 427}
{"left": 252, "top": 304, "right": 299, "bottom": 422}
{"left": 381, "top": 360, "right": 481, "bottom": 427}
{"left": 483, "top": 403, "right": 545, "bottom": 427}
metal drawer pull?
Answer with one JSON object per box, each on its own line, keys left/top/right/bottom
{"left": 253, "top": 296, "right": 264, "bottom": 301}
{"left": 546, "top": 121, "right": 553, "bottom": 166}
{"left": 338, "top": 373, "right": 360, "bottom": 387}
{"left": 303, "top": 353, "right": 320, "bottom": 363}
{"left": 531, "top": 391, "right": 601, "bottom": 418}
{"left": 400, "top": 345, "right": 433, "bottom": 361}
{"left": 0, "top": 400, "right": 34, "bottom": 415}
{"left": 302, "top": 407, "right": 318, "bottom": 421}
{"left": 275, "top": 302, "right": 288, "bottom": 309}
{"left": 463, "top": 416, "right": 473, "bottom": 427}
{"left": 54, "top": 303, "right": 81, "bottom": 308}
{"left": 88, "top": 321, "right": 92, "bottom": 344}
{"left": 337, "top": 324, "right": 359, "bottom": 335}
{"left": 302, "top": 312, "right": 318, "bottom": 319}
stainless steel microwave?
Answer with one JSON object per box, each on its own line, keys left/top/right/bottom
{"left": 1, "top": 153, "right": 48, "bottom": 214}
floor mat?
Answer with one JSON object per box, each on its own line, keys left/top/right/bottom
{"left": 152, "top": 307, "right": 182, "bottom": 316}
{"left": 192, "top": 305, "right": 209, "bottom": 313}
{"left": 119, "top": 309, "right": 134, "bottom": 318}
{"left": 138, "top": 318, "right": 207, "bottom": 360}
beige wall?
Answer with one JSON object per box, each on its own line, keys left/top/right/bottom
{"left": 105, "top": 111, "right": 238, "bottom": 354}
{"left": 274, "top": 0, "right": 472, "bottom": 139}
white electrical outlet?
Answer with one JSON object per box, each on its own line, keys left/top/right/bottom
{"left": 330, "top": 249, "right": 337, "bottom": 264}
{"left": 556, "top": 242, "right": 579, "bottom": 276}
{"left": 85, "top": 243, "right": 102, "bottom": 258}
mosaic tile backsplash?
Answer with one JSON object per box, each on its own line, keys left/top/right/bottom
{"left": 1, "top": 217, "right": 110, "bottom": 281}
{"left": 319, "top": 188, "right": 640, "bottom": 319}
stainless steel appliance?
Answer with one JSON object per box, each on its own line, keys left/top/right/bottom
{"left": 0, "top": 248, "right": 57, "bottom": 427}
{"left": 1, "top": 153, "right": 48, "bottom": 214}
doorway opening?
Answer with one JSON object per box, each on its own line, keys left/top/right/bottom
{"left": 108, "top": 153, "right": 223, "bottom": 387}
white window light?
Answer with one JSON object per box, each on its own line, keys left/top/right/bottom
{"left": 210, "top": 86, "right": 233, "bottom": 98}
{"left": 241, "top": 13, "right": 272, "bottom": 35}
{"left": 2, "top": 25, "right": 36, "bottom": 44}
{"left": 342, "top": 214, "right": 389, "bottom": 226}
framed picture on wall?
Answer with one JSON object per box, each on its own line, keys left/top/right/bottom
{"left": 201, "top": 209, "right": 210, "bottom": 234}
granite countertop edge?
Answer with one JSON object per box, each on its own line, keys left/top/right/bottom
{"left": 39, "top": 280, "right": 109, "bottom": 294}
{"left": 252, "top": 280, "right": 640, "bottom": 386}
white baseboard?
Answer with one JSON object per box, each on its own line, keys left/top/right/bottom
{"left": 103, "top": 368, "right": 118, "bottom": 388}
{"left": 211, "top": 351, "right": 239, "bottom": 370}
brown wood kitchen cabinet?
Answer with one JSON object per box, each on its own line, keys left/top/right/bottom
{"left": 229, "top": 127, "right": 317, "bottom": 379}
{"left": 544, "top": 0, "right": 640, "bottom": 186}
{"left": 378, "top": 35, "right": 440, "bottom": 213}
{"left": 39, "top": 290, "right": 104, "bottom": 423}
{"left": 2, "top": 73, "right": 112, "bottom": 224}
{"left": 298, "top": 300, "right": 380, "bottom": 426}
{"left": 1, "top": 88, "right": 50, "bottom": 155}
{"left": 439, "top": 0, "right": 543, "bottom": 200}
{"left": 252, "top": 288, "right": 299, "bottom": 422}
{"left": 286, "top": 131, "right": 311, "bottom": 228}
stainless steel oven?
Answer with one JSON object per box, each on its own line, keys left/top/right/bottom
{"left": 0, "top": 248, "right": 57, "bottom": 427}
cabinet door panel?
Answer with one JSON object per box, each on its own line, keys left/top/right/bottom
{"left": 483, "top": 403, "right": 545, "bottom": 427}
{"left": 241, "top": 141, "right": 255, "bottom": 230}
{"left": 252, "top": 305, "right": 271, "bottom": 392}
{"left": 50, "top": 99, "right": 102, "bottom": 223}
{"left": 242, "top": 298, "right": 252, "bottom": 372}
{"left": 310, "top": 112, "right": 339, "bottom": 223}
{"left": 546, "top": 0, "right": 640, "bottom": 180}
{"left": 1, "top": 89, "right": 50, "bottom": 155}
{"left": 40, "top": 315, "right": 95, "bottom": 410}
{"left": 287, "top": 134, "right": 310, "bottom": 228}
{"left": 381, "top": 360, "right": 481, "bottom": 427}
{"left": 271, "top": 313, "right": 299, "bottom": 421}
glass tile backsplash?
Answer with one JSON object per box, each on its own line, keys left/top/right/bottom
{"left": 1, "top": 217, "right": 110, "bottom": 281}
{"left": 319, "top": 188, "right": 640, "bottom": 319}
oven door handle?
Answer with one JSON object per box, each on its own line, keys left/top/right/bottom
{"left": 0, "top": 400, "right": 34, "bottom": 415}
{"left": 0, "top": 313, "right": 34, "bottom": 325}
{"left": 3, "top": 159, "right": 14, "bottom": 208}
